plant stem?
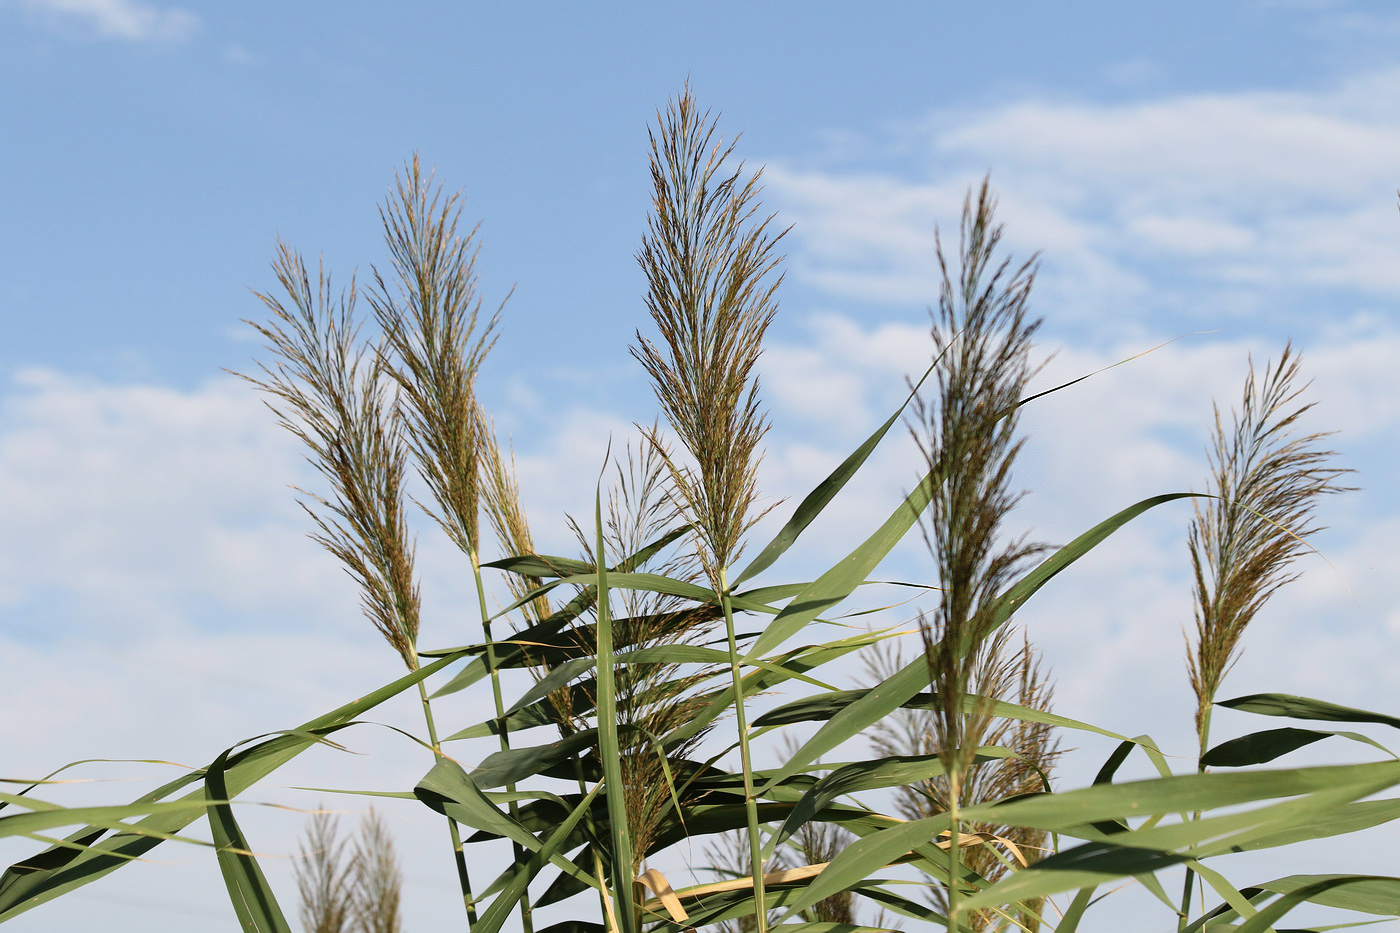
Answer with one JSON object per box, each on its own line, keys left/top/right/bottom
{"left": 471, "top": 550, "right": 534, "bottom": 933}
{"left": 594, "top": 499, "right": 637, "bottom": 933}
{"left": 947, "top": 770, "right": 961, "bottom": 933}
{"left": 417, "top": 681, "right": 478, "bottom": 929}
{"left": 1178, "top": 705, "right": 1214, "bottom": 931}
{"left": 719, "top": 567, "right": 767, "bottom": 933}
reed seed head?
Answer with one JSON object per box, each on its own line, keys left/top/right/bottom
{"left": 632, "top": 84, "right": 785, "bottom": 587}
{"left": 915, "top": 179, "right": 1043, "bottom": 782}
{"left": 369, "top": 154, "right": 499, "bottom": 562}
{"left": 1187, "top": 344, "right": 1352, "bottom": 741}
{"left": 242, "top": 246, "right": 421, "bottom": 669}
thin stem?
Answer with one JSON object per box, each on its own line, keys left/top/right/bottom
{"left": 720, "top": 567, "right": 767, "bottom": 933}
{"left": 594, "top": 494, "right": 638, "bottom": 933}
{"left": 1177, "top": 705, "right": 1214, "bottom": 931}
{"left": 417, "top": 681, "right": 478, "bottom": 929}
{"left": 946, "top": 771, "right": 961, "bottom": 933}
{"left": 469, "top": 549, "right": 534, "bottom": 933}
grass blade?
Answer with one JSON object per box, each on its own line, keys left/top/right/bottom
{"left": 0, "top": 649, "right": 466, "bottom": 922}
{"left": 205, "top": 749, "right": 293, "bottom": 933}
{"left": 1217, "top": 693, "right": 1400, "bottom": 730}
{"left": 733, "top": 358, "right": 939, "bottom": 588}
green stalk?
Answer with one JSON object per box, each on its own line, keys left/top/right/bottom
{"left": 470, "top": 550, "right": 535, "bottom": 933}
{"left": 594, "top": 492, "right": 637, "bottom": 933}
{"left": 417, "top": 681, "right": 478, "bottom": 928}
{"left": 719, "top": 567, "right": 767, "bottom": 933}
{"left": 946, "top": 770, "right": 961, "bottom": 933}
{"left": 1178, "top": 705, "right": 1214, "bottom": 931}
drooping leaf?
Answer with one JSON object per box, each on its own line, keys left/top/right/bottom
{"left": 0, "top": 650, "right": 468, "bottom": 922}
{"left": 204, "top": 748, "right": 292, "bottom": 933}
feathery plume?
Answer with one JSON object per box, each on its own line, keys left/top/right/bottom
{"left": 632, "top": 84, "right": 785, "bottom": 587}
{"left": 1187, "top": 344, "right": 1351, "bottom": 744}
{"left": 243, "top": 248, "right": 421, "bottom": 668}
{"left": 915, "top": 179, "right": 1042, "bottom": 782}
{"left": 369, "top": 154, "right": 499, "bottom": 562}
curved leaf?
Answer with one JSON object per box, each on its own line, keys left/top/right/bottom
{"left": 733, "top": 358, "right": 939, "bottom": 588}
{"left": 1218, "top": 693, "right": 1400, "bottom": 730}
{"left": 0, "top": 649, "right": 468, "bottom": 922}
{"left": 205, "top": 748, "right": 292, "bottom": 933}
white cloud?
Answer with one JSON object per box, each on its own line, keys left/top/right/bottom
{"left": 764, "top": 68, "right": 1400, "bottom": 334}
{"left": 0, "top": 369, "right": 351, "bottom": 634}
{"left": 11, "top": 0, "right": 198, "bottom": 42}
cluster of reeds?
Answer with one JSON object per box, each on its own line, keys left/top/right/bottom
{"left": 295, "top": 808, "right": 403, "bottom": 933}
{"left": 4, "top": 85, "right": 1397, "bottom": 933}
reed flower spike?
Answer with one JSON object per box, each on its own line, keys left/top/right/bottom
{"left": 243, "top": 248, "right": 421, "bottom": 669}
{"left": 632, "top": 84, "right": 785, "bottom": 587}
{"left": 1187, "top": 344, "right": 1351, "bottom": 746}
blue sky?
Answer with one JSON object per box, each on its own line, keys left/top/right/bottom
{"left": 4, "top": 2, "right": 1400, "bottom": 930}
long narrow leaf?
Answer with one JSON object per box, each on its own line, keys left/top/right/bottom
{"left": 1217, "top": 693, "right": 1400, "bottom": 730}
{"left": 746, "top": 467, "right": 937, "bottom": 660}
{"left": 204, "top": 748, "right": 292, "bottom": 933}
{"left": 0, "top": 649, "right": 467, "bottom": 921}
{"left": 733, "top": 358, "right": 939, "bottom": 588}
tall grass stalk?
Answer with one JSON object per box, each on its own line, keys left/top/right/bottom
{"left": 369, "top": 157, "right": 536, "bottom": 932}
{"left": 243, "top": 170, "right": 501, "bottom": 926}
{"left": 1178, "top": 344, "right": 1350, "bottom": 929}
{"left": 913, "top": 179, "right": 1042, "bottom": 932}
{"left": 632, "top": 85, "right": 784, "bottom": 932}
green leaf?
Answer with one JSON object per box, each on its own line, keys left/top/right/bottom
{"left": 1235, "top": 876, "right": 1400, "bottom": 932}
{"left": 1228, "top": 797, "right": 1400, "bottom": 853}
{"left": 204, "top": 749, "right": 292, "bottom": 933}
{"left": 733, "top": 358, "right": 939, "bottom": 588}
{"left": 0, "top": 650, "right": 468, "bottom": 922}
{"left": 591, "top": 487, "right": 636, "bottom": 933}
{"left": 956, "top": 761, "right": 1400, "bottom": 911}
{"left": 414, "top": 758, "right": 595, "bottom": 890}
{"left": 472, "top": 784, "right": 603, "bottom": 933}
{"left": 746, "top": 467, "right": 937, "bottom": 659}
{"left": 768, "top": 748, "right": 1016, "bottom": 855}
{"left": 1260, "top": 868, "right": 1400, "bottom": 913}
{"left": 1218, "top": 693, "right": 1400, "bottom": 730}
{"left": 987, "top": 492, "right": 1199, "bottom": 629}
{"left": 1203, "top": 728, "right": 1336, "bottom": 767}
{"left": 469, "top": 729, "right": 605, "bottom": 789}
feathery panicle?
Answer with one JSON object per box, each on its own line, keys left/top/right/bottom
{"left": 632, "top": 85, "right": 785, "bottom": 586}
{"left": 1187, "top": 344, "right": 1351, "bottom": 742}
{"left": 295, "top": 810, "right": 353, "bottom": 933}
{"left": 243, "top": 246, "right": 420, "bottom": 668}
{"left": 369, "top": 154, "right": 500, "bottom": 561}
{"left": 295, "top": 808, "right": 404, "bottom": 933}
{"left": 350, "top": 809, "right": 404, "bottom": 933}
{"left": 915, "top": 180, "right": 1043, "bottom": 781}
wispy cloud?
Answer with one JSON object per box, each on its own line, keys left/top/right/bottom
{"left": 10, "top": 0, "right": 199, "bottom": 42}
{"left": 765, "top": 68, "right": 1400, "bottom": 337}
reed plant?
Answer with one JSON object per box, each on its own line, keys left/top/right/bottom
{"left": 4, "top": 86, "right": 1400, "bottom": 933}
{"left": 295, "top": 808, "right": 404, "bottom": 933}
